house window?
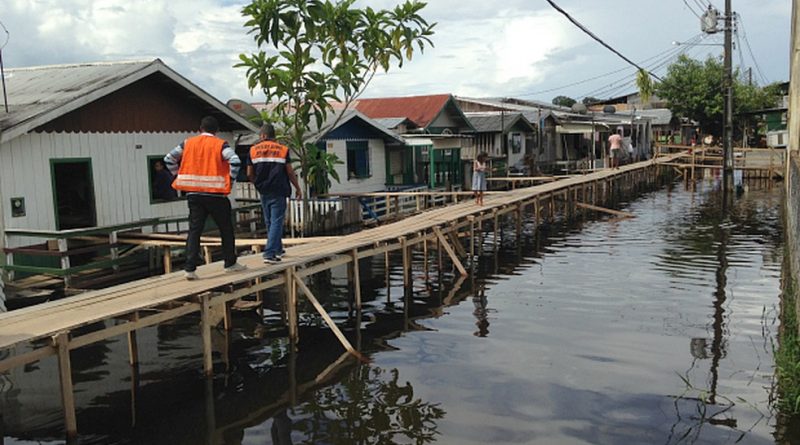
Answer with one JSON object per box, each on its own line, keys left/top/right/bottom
{"left": 346, "top": 140, "right": 370, "bottom": 179}
{"left": 511, "top": 133, "right": 522, "bottom": 154}
{"left": 148, "top": 156, "right": 180, "bottom": 203}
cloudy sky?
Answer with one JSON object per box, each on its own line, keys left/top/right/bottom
{"left": 0, "top": 0, "right": 791, "bottom": 104}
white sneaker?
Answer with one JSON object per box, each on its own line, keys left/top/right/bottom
{"left": 185, "top": 271, "right": 199, "bottom": 281}
{"left": 224, "top": 263, "right": 248, "bottom": 273}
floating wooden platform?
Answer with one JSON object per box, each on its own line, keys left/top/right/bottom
{"left": 0, "top": 153, "right": 687, "bottom": 438}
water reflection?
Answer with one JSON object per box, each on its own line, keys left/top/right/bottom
{"left": 1, "top": 177, "right": 792, "bottom": 444}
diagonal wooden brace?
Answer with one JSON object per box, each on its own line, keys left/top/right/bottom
{"left": 293, "top": 275, "right": 368, "bottom": 362}
{"left": 433, "top": 226, "right": 468, "bottom": 277}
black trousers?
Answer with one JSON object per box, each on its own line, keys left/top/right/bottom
{"left": 185, "top": 194, "right": 237, "bottom": 271}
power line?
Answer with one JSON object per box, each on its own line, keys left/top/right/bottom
{"left": 575, "top": 34, "right": 704, "bottom": 100}
{"left": 682, "top": 0, "right": 703, "bottom": 19}
{"left": 545, "top": 0, "right": 663, "bottom": 81}
{"left": 515, "top": 34, "right": 704, "bottom": 98}
{"left": 734, "top": 12, "right": 769, "bottom": 84}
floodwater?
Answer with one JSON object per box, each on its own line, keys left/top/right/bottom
{"left": 1, "top": 176, "right": 794, "bottom": 445}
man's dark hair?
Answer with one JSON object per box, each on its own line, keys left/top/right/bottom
{"left": 260, "top": 123, "right": 276, "bottom": 140}
{"left": 200, "top": 116, "right": 219, "bottom": 134}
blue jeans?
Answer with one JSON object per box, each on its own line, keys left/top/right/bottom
{"left": 260, "top": 194, "right": 287, "bottom": 258}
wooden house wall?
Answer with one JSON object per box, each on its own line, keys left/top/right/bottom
{"left": 324, "top": 138, "right": 387, "bottom": 194}
{"left": 0, "top": 131, "right": 235, "bottom": 244}
{"left": 35, "top": 75, "right": 214, "bottom": 133}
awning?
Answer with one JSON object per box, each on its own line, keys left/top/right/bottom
{"left": 556, "top": 122, "right": 609, "bottom": 134}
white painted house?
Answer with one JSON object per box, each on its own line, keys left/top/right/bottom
{"left": 309, "top": 110, "right": 406, "bottom": 194}
{"left": 0, "top": 59, "right": 257, "bottom": 257}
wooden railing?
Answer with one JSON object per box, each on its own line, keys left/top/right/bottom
{"left": 2, "top": 204, "right": 265, "bottom": 286}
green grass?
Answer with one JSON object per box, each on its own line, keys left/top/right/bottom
{"left": 775, "top": 271, "right": 800, "bottom": 415}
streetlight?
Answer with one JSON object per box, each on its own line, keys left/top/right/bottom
{"left": 671, "top": 40, "right": 723, "bottom": 47}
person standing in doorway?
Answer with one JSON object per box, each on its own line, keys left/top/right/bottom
{"left": 472, "top": 152, "right": 488, "bottom": 206}
{"left": 165, "top": 116, "right": 247, "bottom": 280}
{"left": 608, "top": 131, "right": 623, "bottom": 169}
{"left": 247, "top": 124, "right": 302, "bottom": 264}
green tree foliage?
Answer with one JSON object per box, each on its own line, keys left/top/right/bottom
{"left": 635, "top": 68, "right": 654, "bottom": 104}
{"left": 656, "top": 54, "right": 782, "bottom": 136}
{"left": 237, "top": 0, "right": 435, "bottom": 196}
{"left": 582, "top": 96, "right": 601, "bottom": 105}
{"left": 552, "top": 95, "right": 576, "bottom": 108}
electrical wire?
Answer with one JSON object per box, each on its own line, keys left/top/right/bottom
{"left": 0, "top": 20, "right": 8, "bottom": 51}
{"left": 545, "top": 0, "right": 663, "bottom": 81}
{"left": 515, "top": 33, "right": 704, "bottom": 98}
{"left": 682, "top": 0, "right": 703, "bottom": 19}
{"left": 735, "top": 12, "right": 769, "bottom": 84}
{"left": 575, "top": 34, "right": 705, "bottom": 100}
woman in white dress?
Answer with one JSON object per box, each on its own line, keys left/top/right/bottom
{"left": 472, "top": 152, "right": 488, "bottom": 205}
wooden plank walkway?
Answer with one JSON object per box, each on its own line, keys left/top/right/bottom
{"left": 0, "top": 153, "right": 684, "bottom": 438}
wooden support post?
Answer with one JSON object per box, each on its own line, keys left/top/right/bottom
{"left": 223, "top": 300, "right": 232, "bottom": 331}
{"left": 493, "top": 210, "right": 499, "bottom": 247}
{"left": 515, "top": 204, "right": 522, "bottom": 237}
{"left": 534, "top": 197, "right": 540, "bottom": 227}
{"left": 293, "top": 275, "right": 366, "bottom": 361}
{"left": 58, "top": 238, "right": 71, "bottom": 287}
{"left": 351, "top": 249, "right": 361, "bottom": 310}
{"left": 423, "top": 238, "right": 429, "bottom": 279}
{"left": 468, "top": 216, "right": 476, "bottom": 265}
{"left": 53, "top": 332, "right": 78, "bottom": 439}
{"left": 285, "top": 267, "right": 298, "bottom": 345}
{"left": 127, "top": 312, "right": 139, "bottom": 366}
{"left": 433, "top": 227, "right": 468, "bottom": 276}
{"left": 400, "top": 237, "right": 410, "bottom": 290}
{"left": 163, "top": 246, "right": 172, "bottom": 274}
{"left": 110, "top": 231, "right": 120, "bottom": 272}
{"left": 394, "top": 196, "right": 401, "bottom": 219}
{"left": 478, "top": 214, "right": 484, "bottom": 256}
{"left": 203, "top": 246, "right": 212, "bottom": 265}
{"left": 200, "top": 294, "right": 213, "bottom": 377}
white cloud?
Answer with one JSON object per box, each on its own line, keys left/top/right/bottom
{"left": 0, "top": 0, "right": 791, "bottom": 103}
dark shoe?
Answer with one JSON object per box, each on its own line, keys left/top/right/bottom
{"left": 263, "top": 256, "right": 281, "bottom": 264}
{"left": 277, "top": 249, "right": 286, "bottom": 259}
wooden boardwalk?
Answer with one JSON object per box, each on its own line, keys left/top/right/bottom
{"left": 0, "top": 154, "right": 683, "bottom": 438}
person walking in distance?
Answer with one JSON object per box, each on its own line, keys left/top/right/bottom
{"left": 472, "top": 152, "right": 488, "bottom": 205}
{"left": 608, "top": 131, "right": 623, "bottom": 169}
{"left": 165, "top": 116, "right": 247, "bottom": 280}
{"left": 247, "top": 124, "right": 302, "bottom": 264}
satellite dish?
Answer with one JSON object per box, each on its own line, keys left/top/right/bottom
{"left": 603, "top": 105, "right": 617, "bottom": 114}
{"left": 571, "top": 103, "right": 588, "bottom": 114}
{"left": 226, "top": 99, "right": 263, "bottom": 126}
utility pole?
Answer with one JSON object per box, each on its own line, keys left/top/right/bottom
{"left": 723, "top": 0, "right": 734, "bottom": 190}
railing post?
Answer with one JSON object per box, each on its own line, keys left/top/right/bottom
{"left": 58, "top": 238, "right": 71, "bottom": 287}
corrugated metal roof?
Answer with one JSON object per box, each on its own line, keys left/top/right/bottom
{"left": 354, "top": 94, "right": 452, "bottom": 128}
{"left": 374, "top": 117, "right": 415, "bottom": 130}
{"left": 307, "top": 109, "right": 404, "bottom": 144}
{"left": 0, "top": 59, "right": 256, "bottom": 143}
{"left": 464, "top": 112, "right": 535, "bottom": 133}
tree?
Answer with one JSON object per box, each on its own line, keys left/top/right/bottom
{"left": 656, "top": 54, "right": 782, "bottom": 137}
{"left": 582, "top": 96, "right": 601, "bottom": 105}
{"left": 552, "top": 95, "right": 576, "bottom": 108}
{"left": 237, "top": 0, "right": 435, "bottom": 196}
{"left": 635, "top": 68, "right": 654, "bottom": 104}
